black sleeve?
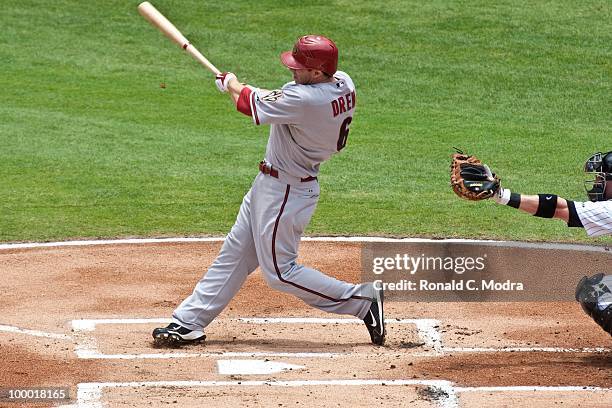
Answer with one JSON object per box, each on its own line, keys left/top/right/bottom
{"left": 566, "top": 200, "right": 584, "bottom": 228}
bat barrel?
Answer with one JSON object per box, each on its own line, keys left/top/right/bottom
{"left": 138, "top": 2, "right": 220, "bottom": 75}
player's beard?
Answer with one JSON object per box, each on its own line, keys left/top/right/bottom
{"left": 292, "top": 70, "right": 315, "bottom": 85}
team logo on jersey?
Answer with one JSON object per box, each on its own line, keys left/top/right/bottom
{"left": 260, "top": 90, "right": 283, "bottom": 102}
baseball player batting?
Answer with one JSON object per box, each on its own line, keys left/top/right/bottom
{"left": 451, "top": 150, "right": 612, "bottom": 336}
{"left": 153, "top": 35, "right": 385, "bottom": 346}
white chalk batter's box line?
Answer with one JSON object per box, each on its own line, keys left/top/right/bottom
{"left": 56, "top": 380, "right": 612, "bottom": 408}
{"left": 70, "top": 317, "right": 442, "bottom": 359}
{"left": 69, "top": 317, "right": 610, "bottom": 360}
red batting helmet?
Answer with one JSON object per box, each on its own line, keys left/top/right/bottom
{"left": 280, "top": 35, "right": 338, "bottom": 76}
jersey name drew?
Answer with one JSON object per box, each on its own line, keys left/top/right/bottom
{"left": 331, "top": 90, "right": 356, "bottom": 117}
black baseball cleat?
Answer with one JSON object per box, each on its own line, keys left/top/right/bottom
{"left": 152, "top": 323, "right": 206, "bottom": 347}
{"left": 363, "top": 288, "right": 386, "bottom": 346}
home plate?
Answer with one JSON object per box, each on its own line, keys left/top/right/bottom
{"left": 217, "top": 359, "right": 306, "bottom": 375}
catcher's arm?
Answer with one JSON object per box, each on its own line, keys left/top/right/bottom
{"left": 501, "top": 193, "right": 570, "bottom": 222}
{"left": 493, "top": 185, "right": 582, "bottom": 227}
{"left": 450, "top": 151, "right": 579, "bottom": 225}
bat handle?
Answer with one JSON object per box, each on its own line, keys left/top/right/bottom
{"left": 184, "top": 43, "right": 221, "bottom": 75}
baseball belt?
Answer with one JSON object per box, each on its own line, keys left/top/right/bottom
{"left": 259, "top": 161, "right": 317, "bottom": 183}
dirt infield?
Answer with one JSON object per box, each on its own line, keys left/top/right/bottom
{"left": 1, "top": 239, "right": 611, "bottom": 407}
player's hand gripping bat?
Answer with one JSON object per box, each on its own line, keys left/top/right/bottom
{"left": 138, "top": 2, "right": 221, "bottom": 75}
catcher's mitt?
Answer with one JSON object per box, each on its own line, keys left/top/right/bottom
{"left": 450, "top": 152, "right": 500, "bottom": 200}
{"left": 575, "top": 273, "right": 612, "bottom": 336}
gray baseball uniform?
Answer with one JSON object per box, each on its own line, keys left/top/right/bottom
{"left": 173, "top": 71, "right": 373, "bottom": 331}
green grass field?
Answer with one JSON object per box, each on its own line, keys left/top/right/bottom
{"left": 1, "top": 0, "right": 610, "bottom": 243}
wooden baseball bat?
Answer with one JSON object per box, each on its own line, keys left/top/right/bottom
{"left": 138, "top": 2, "right": 221, "bottom": 75}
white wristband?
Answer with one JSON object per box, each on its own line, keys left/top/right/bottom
{"left": 494, "top": 188, "right": 511, "bottom": 205}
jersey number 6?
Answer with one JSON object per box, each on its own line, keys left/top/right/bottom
{"left": 337, "top": 116, "right": 352, "bottom": 151}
